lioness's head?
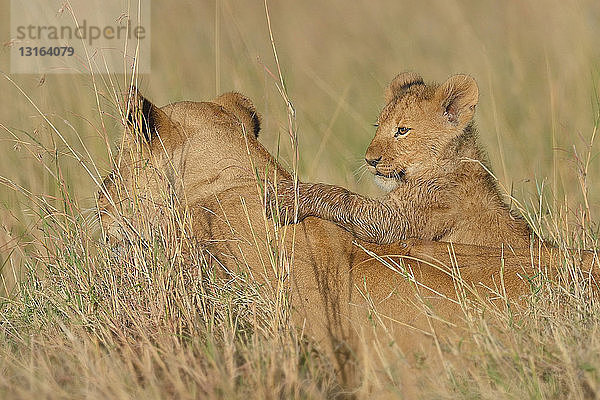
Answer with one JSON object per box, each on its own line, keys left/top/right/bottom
{"left": 97, "top": 88, "right": 263, "bottom": 242}
{"left": 366, "top": 72, "right": 479, "bottom": 191}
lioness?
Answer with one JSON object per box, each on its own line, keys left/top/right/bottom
{"left": 98, "top": 88, "right": 593, "bottom": 391}
{"left": 271, "top": 73, "right": 532, "bottom": 247}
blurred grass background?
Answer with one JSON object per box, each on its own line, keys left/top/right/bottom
{"left": 1, "top": 3, "right": 600, "bottom": 189}
{"left": 1, "top": 0, "right": 600, "bottom": 294}
{"left": 1, "top": 1, "right": 600, "bottom": 397}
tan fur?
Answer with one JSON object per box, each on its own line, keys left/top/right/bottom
{"left": 98, "top": 89, "right": 595, "bottom": 391}
{"left": 271, "top": 73, "right": 532, "bottom": 247}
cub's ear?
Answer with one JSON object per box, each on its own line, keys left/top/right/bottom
{"left": 213, "top": 92, "right": 261, "bottom": 138}
{"left": 384, "top": 72, "right": 424, "bottom": 103}
{"left": 126, "top": 86, "right": 170, "bottom": 143}
{"left": 435, "top": 74, "right": 479, "bottom": 127}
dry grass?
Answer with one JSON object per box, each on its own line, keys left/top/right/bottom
{"left": 1, "top": 0, "right": 600, "bottom": 398}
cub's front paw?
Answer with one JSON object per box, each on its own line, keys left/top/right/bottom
{"left": 265, "top": 179, "right": 305, "bottom": 225}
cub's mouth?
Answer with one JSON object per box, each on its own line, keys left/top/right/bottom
{"left": 373, "top": 171, "right": 404, "bottom": 192}
{"left": 375, "top": 169, "right": 406, "bottom": 181}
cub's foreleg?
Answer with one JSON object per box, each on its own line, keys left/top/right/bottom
{"left": 268, "top": 179, "right": 413, "bottom": 244}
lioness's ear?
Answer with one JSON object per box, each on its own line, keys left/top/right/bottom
{"left": 126, "top": 86, "right": 170, "bottom": 143}
{"left": 213, "top": 92, "right": 261, "bottom": 138}
{"left": 385, "top": 72, "right": 424, "bottom": 103}
{"left": 435, "top": 74, "right": 479, "bottom": 127}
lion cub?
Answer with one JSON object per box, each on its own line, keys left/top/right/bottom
{"left": 272, "top": 73, "right": 532, "bottom": 247}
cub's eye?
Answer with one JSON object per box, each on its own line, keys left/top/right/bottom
{"left": 373, "top": 123, "right": 379, "bottom": 127}
{"left": 394, "top": 126, "right": 411, "bottom": 137}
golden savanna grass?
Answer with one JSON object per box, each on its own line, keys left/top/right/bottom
{"left": 1, "top": 0, "right": 600, "bottom": 398}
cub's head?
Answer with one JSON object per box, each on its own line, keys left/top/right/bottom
{"left": 366, "top": 72, "right": 479, "bottom": 191}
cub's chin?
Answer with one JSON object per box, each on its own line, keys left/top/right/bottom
{"left": 373, "top": 175, "right": 399, "bottom": 193}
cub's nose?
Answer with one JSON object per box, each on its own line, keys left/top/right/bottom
{"left": 365, "top": 156, "right": 382, "bottom": 167}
